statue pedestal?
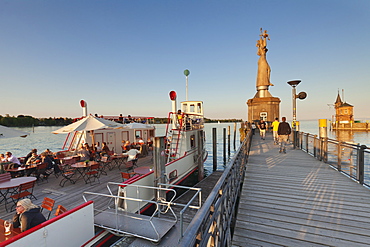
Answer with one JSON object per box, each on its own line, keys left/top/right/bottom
{"left": 247, "top": 96, "right": 280, "bottom": 123}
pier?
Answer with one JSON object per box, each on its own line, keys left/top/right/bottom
{"left": 232, "top": 134, "right": 370, "bottom": 246}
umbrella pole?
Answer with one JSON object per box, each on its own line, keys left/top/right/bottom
{"left": 91, "top": 130, "right": 96, "bottom": 150}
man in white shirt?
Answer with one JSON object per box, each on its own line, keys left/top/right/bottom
{"left": 126, "top": 147, "right": 140, "bottom": 167}
{"left": 5, "top": 152, "right": 21, "bottom": 168}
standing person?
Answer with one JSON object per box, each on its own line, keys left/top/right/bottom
{"left": 258, "top": 120, "right": 267, "bottom": 140}
{"left": 251, "top": 122, "right": 256, "bottom": 135}
{"left": 278, "top": 117, "right": 291, "bottom": 153}
{"left": 271, "top": 118, "right": 280, "bottom": 145}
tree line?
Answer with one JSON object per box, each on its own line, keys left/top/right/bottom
{"left": 0, "top": 115, "right": 73, "bottom": 127}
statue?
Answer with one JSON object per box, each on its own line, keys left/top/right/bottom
{"left": 256, "top": 28, "right": 274, "bottom": 88}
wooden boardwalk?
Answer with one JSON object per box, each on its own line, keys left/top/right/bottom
{"left": 232, "top": 133, "right": 370, "bottom": 247}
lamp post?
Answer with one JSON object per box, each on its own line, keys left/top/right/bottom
{"left": 287, "top": 80, "right": 307, "bottom": 148}
{"left": 184, "top": 69, "right": 190, "bottom": 101}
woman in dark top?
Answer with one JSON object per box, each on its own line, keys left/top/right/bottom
{"left": 13, "top": 198, "right": 46, "bottom": 232}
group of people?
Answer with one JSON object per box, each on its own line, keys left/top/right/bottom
{"left": 0, "top": 149, "right": 60, "bottom": 177}
{"left": 76, "top": 142, "right": 110, "bottom": 162}
{"left": 251, "top": 117, "right": 291, "bottom": 154}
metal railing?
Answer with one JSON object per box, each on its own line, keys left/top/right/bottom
{"left": 178, "top": 129, "right": 252, "bottom": 247}
{"left": 296, "top": 131, "right": 370, "bottom": 187}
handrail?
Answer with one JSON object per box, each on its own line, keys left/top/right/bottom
{"left": 178, "top": 129, "right": 252, "bottom": 246}
{"left": 294, "top": 130, "right": 370, "bottom": 187}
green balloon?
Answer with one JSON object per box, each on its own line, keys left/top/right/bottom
{"left": 184, "top": 69, "right": 190, "bottom": 76}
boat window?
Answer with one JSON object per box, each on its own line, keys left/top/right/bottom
{"left": 135, "top": 130, "right": 142, "bottom": 139}
{"left": 169, "top": 170, "right": 178, "bottom": 182}
{"left": 190, "top": 135, "right": 196, "bottom": 148}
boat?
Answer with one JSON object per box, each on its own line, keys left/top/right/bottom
{"left": 2, "top": 90, "right": 208, "bottom": 246}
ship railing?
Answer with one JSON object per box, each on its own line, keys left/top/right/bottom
{"left": 83, "top": 182, "right": 202, "bottom": 243}
{"left": 157, "top": 183, "right": 202, "bottom": 238}
{"left": 178, "top": 129, "right": 253, "bottom": 247}
{"left": 296, "top": 131, "right": 370, "bottom": 187}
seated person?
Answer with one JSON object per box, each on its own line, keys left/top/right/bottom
{"left": 40, "top": 152, "right": 54, "bottom": 170}
{"left": 76, "top": 146, "right": 90, "bottom": 162}
{"left": 101, "top": 142, "right": 110, "bottom": 156}
{"left": 5, "top": 152, "right": 21, "bottom": 169}
{"left": 26, "top": 152, "right": 39, "bottom": 165}
{"left": 0, "top": 154, "right": 7, "bottom": 163}
{"left": 24, "top": 149, "right": 37, "bottom": 164}
{"left": 12, "top": 198, "right": 46, "bottom": 232}
{"left": 122, "top": 141, "right": 131, "bottom": 153}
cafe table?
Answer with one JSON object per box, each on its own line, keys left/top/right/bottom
{"left": 133, "top": 166, "right": 152, "bottom": 175}
{"left": 5, "top": 164, "right": 39, "bottom": 177}
{"left": 0, "top": 177, "right": 37, "bottom": 212}
{"left": 71, "top": 161, "right": 95, "bottom": 183}
{"left": 109, "top": 154, "right": 128, "bottom": 170}
{"left": 0, "top": 218, "right": 21, "bottom": 243}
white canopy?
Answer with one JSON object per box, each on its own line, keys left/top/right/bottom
{"left": 0, "top": 125, "right": 29, "bottom": 138}
{"left": 52, "top": 115, "right": 125, "bottom": 134}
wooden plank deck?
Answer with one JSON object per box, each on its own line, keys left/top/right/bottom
{"left": 0, "top": 155, "right": 154, "bottom": 220}
{"left": 232, "top": 133, "right": 370, "bottom": 247}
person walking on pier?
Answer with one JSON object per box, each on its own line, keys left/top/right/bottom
{"left": 278, "top": 117, "right": 291, "bottom": 153}
{"left": 258, "top": 120, "right": 267, "bottom": 140}
{"left": 271, "top": 118, "right": 280, "bottom": 145}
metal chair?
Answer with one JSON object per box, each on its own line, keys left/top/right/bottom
{"left": 41, "top": 197, "right": 55, "bottom": 220}
{"left": 8, "top": 180, "right": 37, "bottom": 211}
{"left": 58, "top": 164, "right": 76, "bottom": 187}
{"left": 84, "top": 163, "right": 100, "bottom": 185}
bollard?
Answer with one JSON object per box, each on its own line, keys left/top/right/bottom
{"left": 223, "top": 128, "right": 226, "bottom": 164}
{"left": 227, "top": 126, "right": 231, "bottom": 157}
{"left": 213, "top": 128, "right": 217, "bottom": 171}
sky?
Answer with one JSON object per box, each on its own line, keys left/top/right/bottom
{"left": 1, "top": 0, "right": 370, "bottom": 121}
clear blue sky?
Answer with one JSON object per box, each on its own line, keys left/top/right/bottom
{"left": 1, "top": 0, "right": 369, "bottom": 121}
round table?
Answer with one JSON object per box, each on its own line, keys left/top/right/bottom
{"left": 0, "top": 177, "right": 37, "bottom": 190}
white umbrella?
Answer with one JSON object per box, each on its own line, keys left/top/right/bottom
{"left": 52, "top": 115, "right": 126, "bottom": 149}
{"left": 0, "top": 125, "right": 29, "bottom": 138}
{"left": 52, "top": 115, "right": 125, "bottom": 134}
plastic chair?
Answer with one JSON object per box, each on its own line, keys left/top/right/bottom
{"left": 54, "top": 205, "right": 67, "bottom": 216}
{"left": 41, "top": 197, "right": 55, "bottom": 220}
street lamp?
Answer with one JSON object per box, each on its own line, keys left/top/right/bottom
{"left": 287, "top": 80, "right": 307, "bottom": 148}
{"left": 184, "top": 69, "right": 190, "bottom": 101}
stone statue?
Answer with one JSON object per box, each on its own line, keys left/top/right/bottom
{"left": 256, "top": 28, "right": 274, "bottom": 88}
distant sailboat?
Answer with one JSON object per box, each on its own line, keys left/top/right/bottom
{"left": 218, "top": 121, "right": 221, "bottom": 124}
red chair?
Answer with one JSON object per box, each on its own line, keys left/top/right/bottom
{"left": 8, "top": 180, "right": 36, "bottom": 212}
{"left": 121, "top": 171, "right": 136, "bottom": 182}
{"left": 84, "top": 163, "right": 100, "bottom": 185}
{"left": 54, "top": 205, "right": 67, "bottom": 216}
{"left": 41, "top": 197, "right": 55, "bottom": 220}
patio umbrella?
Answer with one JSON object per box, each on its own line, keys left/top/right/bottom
{"left": 0, "top": 125, "right": 29, "bottom": 139}
{"left": 52, "top": 115, "right": 125, "bottom": 149}
{"left": 52, "top": 115, "right": 125, "bottom": 134}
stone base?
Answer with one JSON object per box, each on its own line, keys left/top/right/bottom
{"left": 247, "top": 97, "right": 281, "bottom": 123}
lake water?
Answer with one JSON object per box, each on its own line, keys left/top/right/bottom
{"left": 0, "top": 123, "right": 241, "bottom": 173}
{"left": 1, "top": 120, "right": 368, "bottom": 173}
